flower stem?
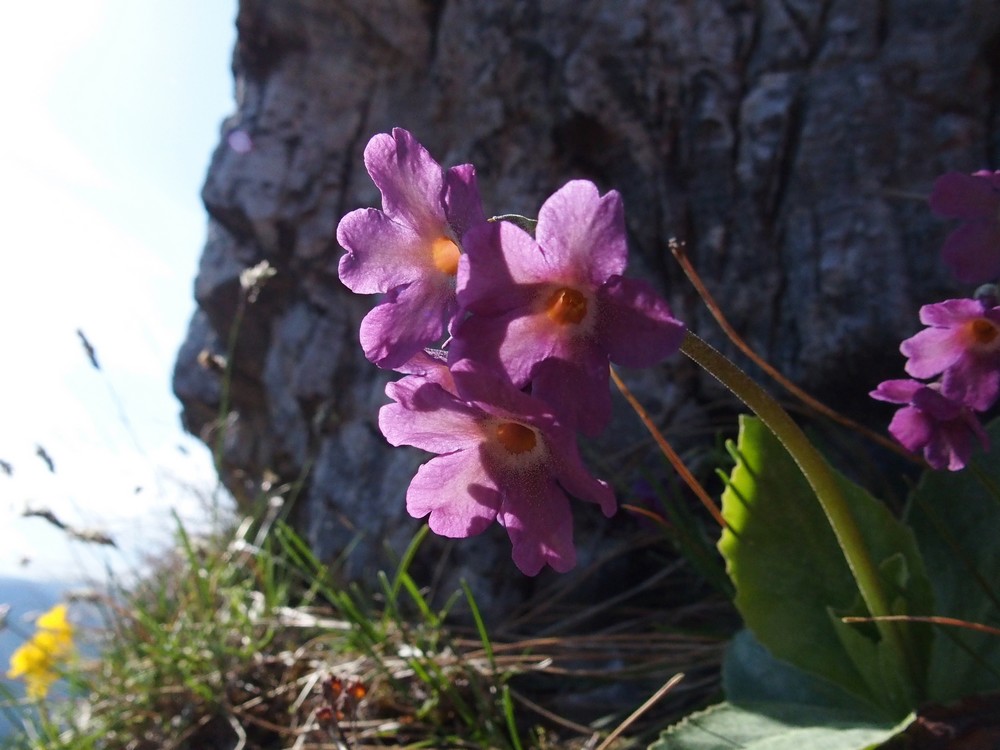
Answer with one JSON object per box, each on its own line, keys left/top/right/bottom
{"left": 610, "top": 366, "right": 727, "bottom": 529}
{"left": 681, "top": 330, "right": 921, "bottom": 692}
{"left": 669, "top": 239, "right": 922, "bottom": 465}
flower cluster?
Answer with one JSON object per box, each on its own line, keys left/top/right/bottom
{"left": 337, "top": 128, "right": 685, "bottom": 574}
{"left": 872, "top": 170, "right": 1000, "bottom": 470}
{"left": 6, "top": 603, "right": 75, "bottom": 700}
{"left": 929, "top": 170, "right": 1000, "bottom": 284}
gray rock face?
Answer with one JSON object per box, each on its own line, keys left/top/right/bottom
{"left": 174, "top": 0, "right": 1000, "bottom": 601}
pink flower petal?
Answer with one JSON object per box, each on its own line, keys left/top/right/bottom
{"left": 598, "top": 276, "right": 686, "bottom": 367}
{"left": 458, "top": 223, "right": 554, "bottom": 312}
{"left": 448, "top": 312, "right": 518, "bottom": 382}
{"left": 875, "top": 381, "right": 988, "bottom": 471}
{"left": 395, "top": 351, "right": 457, "bottom": 393}
{"left": 406, "top": 451, "right": 501, "bottom": 538}
{"left": 337, "top": 208, "right": 433, "bottom": 294}
{"left": 929, "top": 172, "right": 1000, "bottom": 219}
{"left": 870, "top": 379, "right": 923, "bottom": 404}
{"left": 547, "top": 429, "right": 617, "bottom": 516}
{"left": 364, "top": 129, "right": 448, "bottom": 234}
{"left": 450, "top": 362, "right": 554, "bottom": 426}
{"left": 910, "top": 386, "right": 963, "bottom": 422}
{"left": 359, "top": 279, "right": 456, "bottom": 369}
{"left": 940, "top": 221, "right": 1000, "bottom": 284}
{"left": 499, "top": 476, "right": 576, "bottom": 575}
{"left": 453, "top": 179, "right": 686, "bottom": 417}
{"left": 451, "top": 309, "right": 563, "bottom": 386}
{"left": 942, "top": 354, "right": 1000, "bottom": 411}
{"left": 900, "top": 327, "right": 966, "bottom": 379}
{"left": 917, "top": 298, "right": 985, "bottom": 327}
{"left": 501, "top": 312, "right": 577, "bottom": 378}
{"left": 444, "top": 163, "right": 487, "bottom": 240}
{"left": 888, "top": 406, "right": 934, "bottom": 454}
{"left": 536, "top": 180, "right": 628, "bottom": 285}
{"left": 530, "top": 356, "right": 612, "bottom": 437}
{"left": 926, "top": 420, "right": 979, "bottom": 472}
{"left": 380, "top": 379, "right": 483, "bottom": 454}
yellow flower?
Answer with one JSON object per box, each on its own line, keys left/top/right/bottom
{"left": 6, "top": 603, "right": 74, "bottom": 700}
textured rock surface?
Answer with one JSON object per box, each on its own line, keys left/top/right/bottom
{"left": 174, "top": 0, "right": 1000, "bottom": 605}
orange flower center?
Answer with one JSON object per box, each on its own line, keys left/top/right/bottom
{"left": 431, "top": 237, "right": 460, "bottom": 276}
{"left": 495, "top": 422, "right": 537, "bottom": 454}
{"left": 966, "top": 317, "right": 1000, "bottom": 348}
{"left": 545, "top": 287, "right": 588, "bottom": 325}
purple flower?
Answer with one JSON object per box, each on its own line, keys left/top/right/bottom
{"left": 929, "top": 170, "right": 1000, "bottom": 284}
{"left": 450, "top": 180, "right": 686, "bottom": 436}
{"left": 899, "top": 298, "right": 1000, "bottom": 411}
{"left": 378, "top": 360, "right": 616, "bottom": 575}
{"left": 870, "top": 379, "right": 988, "bottom": 471}
{"left": 337, "top": 128, "right": 485, "bottom": 369}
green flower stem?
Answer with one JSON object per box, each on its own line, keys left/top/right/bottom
{"left": 681, "top": 330, "right": 921, "bottom": 690}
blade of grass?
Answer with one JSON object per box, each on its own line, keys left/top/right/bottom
{"left": 389, "top": 524, "right": 431, "bottom": 601}
{"left": 500, "top": 684, "right": 525, "bottom": 750}
{"left": 461, "top": 580, "right": 495, "bottom": 671}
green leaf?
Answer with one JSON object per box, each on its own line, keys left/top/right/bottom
{"left": 718, "top": 416, "right": 933, "bottom": 716}
{"left": 724, "top": 630, "right": 886, "bottom": 720}
{"left": 650, "top": 701, "right": 907, "bottom": 750}
{"left": 908, "top": 417, "right": 1000, "bottom": 702}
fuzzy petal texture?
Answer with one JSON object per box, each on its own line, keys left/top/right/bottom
{"left": 452, "top": 312, "right": 612, "bottom": 435}
{"left": 499, "top": 475, "right": 577, "bottom": 575}
{"left": 870, "top": 378, "right": 923, "bottom": 404}
{"left": 337, "top": 128, "right": 485, "bottom": 368}
{"left": 871, "top": 379, "right": 988, "bottom": 470}
{"left": 394, "top": 350, "right": 457, "bottom": 393}
{"left": 337, "top": 208, "right": 435, "bottom": 294}
{"left": 912, "top": 387, "right": 988, "bottom": 471}
{"left": 918, "top": 298, "right": 988, "bottom": 327}
{"left": 360, "top": 279, "right": 458, "bottom": 370}
{"left": 364, "top": 129, "right": 448, "bottom": 232}
{"left": 380, "top": 378, "right": 483, "bottom": 455}
{"left": 943, "top": 350, "right": 1000, "bottom": 412}
{"left": 452, "top": 179, "right": 683, "bottom": 434}
{"left": 901, "top": 326, "right": 968, "bottom": 379}
{"left": 451, "top": 361, "right": 554, "bottom": 424}
{"left": 406, "top": 450, "right": 501, "bottom": 538}
{"left": 385, "top": 360, "right": 615, "bottom": 574}
{"left": 458, "top": 221, "right": 553, "bottom": 304}
{"left": 887, "top": 406, "right": 935, "bottom": 456}
{"left": 900, "top": 298, "right": 1000, "bottom": 411}
{"left": 598, "top": 276, "right": 686, "bottom": 367}
{"left": 530, "top": 355, "right": 612, "bottom": 438}
{"left": 455, "top": 360, "right": 616, "bottom": 514}
{"left": 535, "top": 180, "right": 628, "bottom": 286}
{"left": 451, "top": 299, "right": 583, "bottom": 389}
{"left": 494, "top": 310, "right": 579, "bottom": 379}
{"left": 544, "top": 425, "right": 617, "bottom": 516}
{"left": 449, "top": 310, "right": 526, "bottom": 382}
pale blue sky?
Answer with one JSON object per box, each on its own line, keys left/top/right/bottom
{"left": 0, "top": 1, "right": 238, "bottom": 579}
